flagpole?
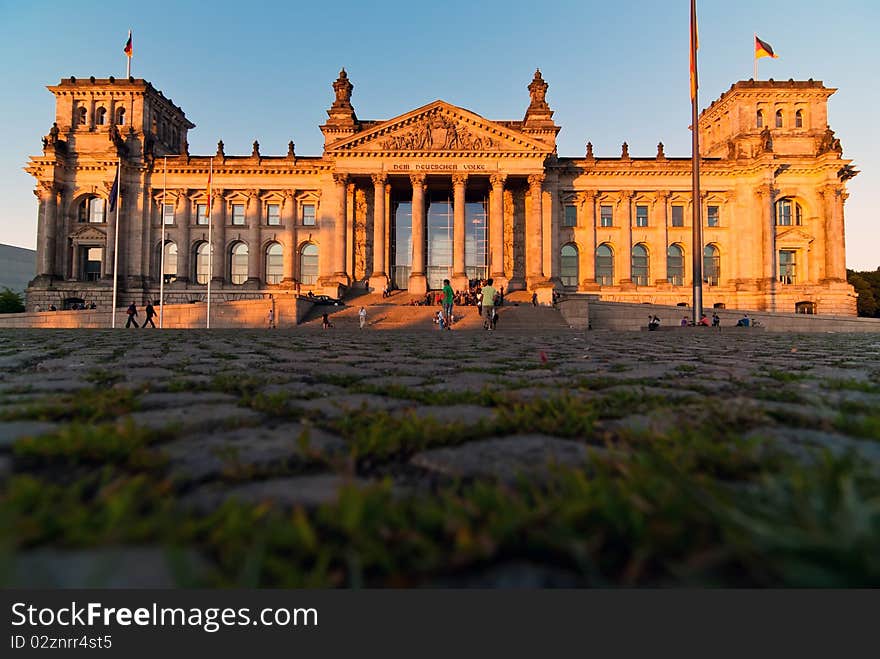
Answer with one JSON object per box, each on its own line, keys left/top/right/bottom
{"left": 690, "top": 0, "right": 704, "bottom": 324}
{"left": 159, "top": 156, "right": 167, "bottom": 328}
{"left": 754, "top": 33, "right": 758, "bottom": 80}
{"left": 111, "top": 158, "right": 122, "bottom": 328}
{"left": 206, "top": 157, "right": 213, "bottom": 329}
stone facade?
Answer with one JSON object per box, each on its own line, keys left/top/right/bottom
{"left": 24, "top": 71, "right": 858, "bottom": 314}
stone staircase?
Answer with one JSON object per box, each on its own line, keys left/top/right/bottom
{"left": 297, "top": 289, "right": 573, "bottom": 332}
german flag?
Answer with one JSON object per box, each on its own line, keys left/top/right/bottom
{"left": 123, "top": 30, "right": 132, "bottom": 58}
{"left": 755, "top": 35, "right": 778, "bottom": 60}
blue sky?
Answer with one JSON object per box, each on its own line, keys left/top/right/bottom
{"left": 0, "top": 0, "right": 876, "bottom": 269}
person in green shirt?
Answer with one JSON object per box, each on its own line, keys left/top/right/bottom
{"left": 481, "top": 278, "right": 497, "bottom": 330}
{"left": 441, "top": 278, "right": 454, "bottom": 330}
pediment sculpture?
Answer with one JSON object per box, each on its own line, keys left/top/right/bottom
{"left": 379, "top": 113, "right": 496, "bottom": 152}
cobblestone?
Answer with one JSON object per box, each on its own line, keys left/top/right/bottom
{"left": 2, "top": 328, "right": 879, "bottom": 587}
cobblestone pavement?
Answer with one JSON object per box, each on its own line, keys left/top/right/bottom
{"left": 1, "top": 329, "right": 879, "bottom": 587}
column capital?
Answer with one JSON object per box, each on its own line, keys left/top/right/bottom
{"left": 371, "top": 173, "right": 387, "bottom": 186}
{"left": 755, "top": 183, "right": 779, "bottom": 199}
{"left": 654, "top": 190, "right": 670, "bottom": 202}
{"left": 489, "top": 173, "right": 507, "bottom": 189}
{"left": 346, "top": 182, "right": 356, "bottom": 195}
{"left": 409, "top": 173, "right": 426, "bottom": 188}
{"left": 820, "top": 183, "right": 843, "bottom": 198}
{"left": 451, "top": 173, "right": 468, "bottom": 187}
{"left": 35, "top": 181, "right": 56, "bottom": 200}
{"left": 332, "top": 173, "right": 348, "bottom": 186}
{"left": 576, "top": 190, "right": 597, "bottom": 206}
{"left": 384, "top": 183, "right": 392, "bottom": 194}
{"left": 617, "top": 190, "right": 634, "bottom": 205}
{"left": 527, "top": 173, "right": 545, "bottom": 189}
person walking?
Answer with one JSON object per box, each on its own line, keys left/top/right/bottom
{"left": 267, "top": 306, "right": 276, "bottom": 329}
{"left": 481, "top": 278, "right": 498, "bottom": 330}
{"left": 531, "top": 291, "right": 538, "bottom": 307}
{"left": 712, "top": 312, "right": 721, "bottom": 329}
{"left": 142, "top": 300, "right": 157, "bottom": 328}
{"left": 358, "top": 306, "right": 367, "bottom": 329}
{"left": 125, "top": 302, "right": 140, "bottom": 328}
{"left": 441, "top": 278, "right": 454, "bottom": 329}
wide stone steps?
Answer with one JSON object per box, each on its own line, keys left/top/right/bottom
{"left": 298, "top": 299, "right": 572, "bottom": 332}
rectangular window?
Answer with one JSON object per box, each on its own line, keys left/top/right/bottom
{"left": 599, "top": 205, "right": 613, "bottom": 227}
{"left": 302, "top": 203, "right": 316, "bottom": 226}
{"left": 163, "top": 204, "right": 175, "bottom": 225}
{"left": 635, "top": 205, "right": 648, "bottom": 227}
{"left": 671, "top": 205, "right": 684, "bottom": 227}
{"left": 707, "top": 205, "right": 719, "bottom": 227}
{"left": 563, "top": 204, "right": 577, "bottom": 228}
{"left": 195, "top": 203, "right": 208, "bottom": 225}
{"left": 231, "top": 203, "right": 246, "bottom": 225}
{"left": 266, "top": 203, "right": 281, "bottom": 226}
{"left": 83, "top": 247, "right": 102, "bottom": 281}
{"left": 779, "top": 250, "right": 797, "bottom": 285}
{"left": 89, "top": 198, "right": 105, "bottom": 224}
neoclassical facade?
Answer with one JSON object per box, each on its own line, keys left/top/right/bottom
{"left": 25, "top": 70, "right": 858, "bottom": 314}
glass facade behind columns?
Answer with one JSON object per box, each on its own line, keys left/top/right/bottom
{"left": 427, "top": 194, "right": 453, "bottom": 290}
{"left": 392, "top": 201, "right": 412, "bottom": 290}
{"left": 465, "top": 199, "right": 488, "bottom": 282}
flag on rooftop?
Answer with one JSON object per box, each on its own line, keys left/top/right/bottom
{"left": 124, "top": 30, "right": 132, "bottom": 58}
{"left": 755, "top": 35, "right": 778, "bottom": 60}
{"left": 108, "top": 165, "right": 119, "bottom": 213}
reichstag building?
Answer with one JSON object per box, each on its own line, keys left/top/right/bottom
{"left": 25, "top": 69, "right": 858, "bottom": 314}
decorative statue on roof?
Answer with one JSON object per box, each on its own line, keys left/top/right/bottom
{"left": 585, "top": 141, "right": 594, "bottom": 159}
{"left": 657, "top": 142, "right": 665, "bottom": 159}
{"left": 818, "top": 126, "right": 843, "bottom": 156}
{"left": 252, "top": 140, "right": 260, "bottom": 157}
{"left": 621, "top": 142, "right": 630, "bottom": 159}
{"left": 287, "top": 141, "right": 295, "bottom": 158}
{"left": 216, "top": 140, "right": 225, "bottom": 157}
{"left": 48, "top": 122, "right": 60, "bottom": 145}
{"left": 527, "top": 69, "right": 550, "bottom": 111}
{"left": 332, "top": 68, "right": 354, "bottom": 108}
{"left": 727, "top": 139, "right": 737, "bottom": 160}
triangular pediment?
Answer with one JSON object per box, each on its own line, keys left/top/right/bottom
{"left": 776, "top": 227, "right": 813, "bottom": 242}
{"left": 327, "top": 101, "right": 552, "bottom": 155}
{"left": 70, "top": 225, "right": 107, "bottom": 241}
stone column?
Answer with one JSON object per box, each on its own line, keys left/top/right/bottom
{"left": 176, "top": 191, "right": 191, "bottom": 282}
{"left": 619, "top": 190, "right": 634, "bottom": 284}
{"left": 526, "top": 173, "right": 545, "bottom": 287}
{"left": 246, "top": 189, "right": 261, "bottom": 285}
{"left": 452, "top": 173, "right": 468, "bottom": 290}
{"left": 282, "top": 190, "right": 296, "bottom": 283}
{"left": 756, "top": 184, "right": 776, "bottom": 285}
{"left": 211, "top": 189, "right": 226, "bottom": 283}
{"left": 104, "top": 192, "right": 117, "bottom": 279}
{"left": 489, "top": 174, "right": 507, "bottom": 284}
{"left": 578, "top": 190, "right": 597, "bottom": 286}
{"left": 409, "top": 173, "right": 427, "bottom": 295}
{"left": 384, "top": 183, "right": 392, "bottom": 285}
{"left": 824, "top": 184, "right": 847, "bottom": 282}
{"left": 656, "top": 191, "right": 670, "bottom": 283}
{"left": 332, "top": 174, "right": 349, "bottom": 284}
{"left": 35, "top": 183, "right": 57, "bottom": 277}
{"left": 369, "top": 173, "right": 388, "bottom": 292}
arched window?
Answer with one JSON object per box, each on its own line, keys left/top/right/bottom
{"left": 795, "top": 109, "right": 803, "bottom": 129}
{"left": 703, "top": 245, "right": 720, "bottom": 286}
{"left": 560, "top": 244, "right": 578, "bottom": 287}
{"left": 775, "top": 109, "right": 783, "bottom": 128}
{"left": 756, "top": 110, "right": 764, "bottom": 128}
{"left": 77, "top": 106, "right": 87, "bottom": 125}
{"left": 776, "top": 198, "right": 803, "bottom": 226}
{"left": 300, "top": 243, "right": 318, "bottom": 285}
{"left": 78, "top": 196, "right": 105, "bottom": 223}
{"left": 595, "top": 244, "right": 614, "bottom": 286}
{"left": 95, "top": 107, "right": 107, "bottom": 126}
{"left": 230, "top": 242, "right": 249, "bottom": 285}
{"left": 115, "top": 107, "right": 126, "bottom": 126}
{"left": 631, "top": 244, "right": 649, "bottom": 286}
{"left": 162, "top": 242, "right": 177, "bottom": 283}
{"left": 667, "top": 244, "right": 684, "bottom": 286}
{"left": 266, "top": 243, "right": 283, "bottom": 284}
{"left": 194, "top": 242, "right": 210, "bottom": 285}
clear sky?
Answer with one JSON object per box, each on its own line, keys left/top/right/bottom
{"left": 0, "top": 0, "right": 876, "bottom": 269}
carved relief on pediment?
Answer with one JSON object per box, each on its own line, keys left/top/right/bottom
{"left": 69, "top": 225, "right": 107, "bottom": 242}
{"left": 377, "top": 111, "right": 497, "bottom": 152}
